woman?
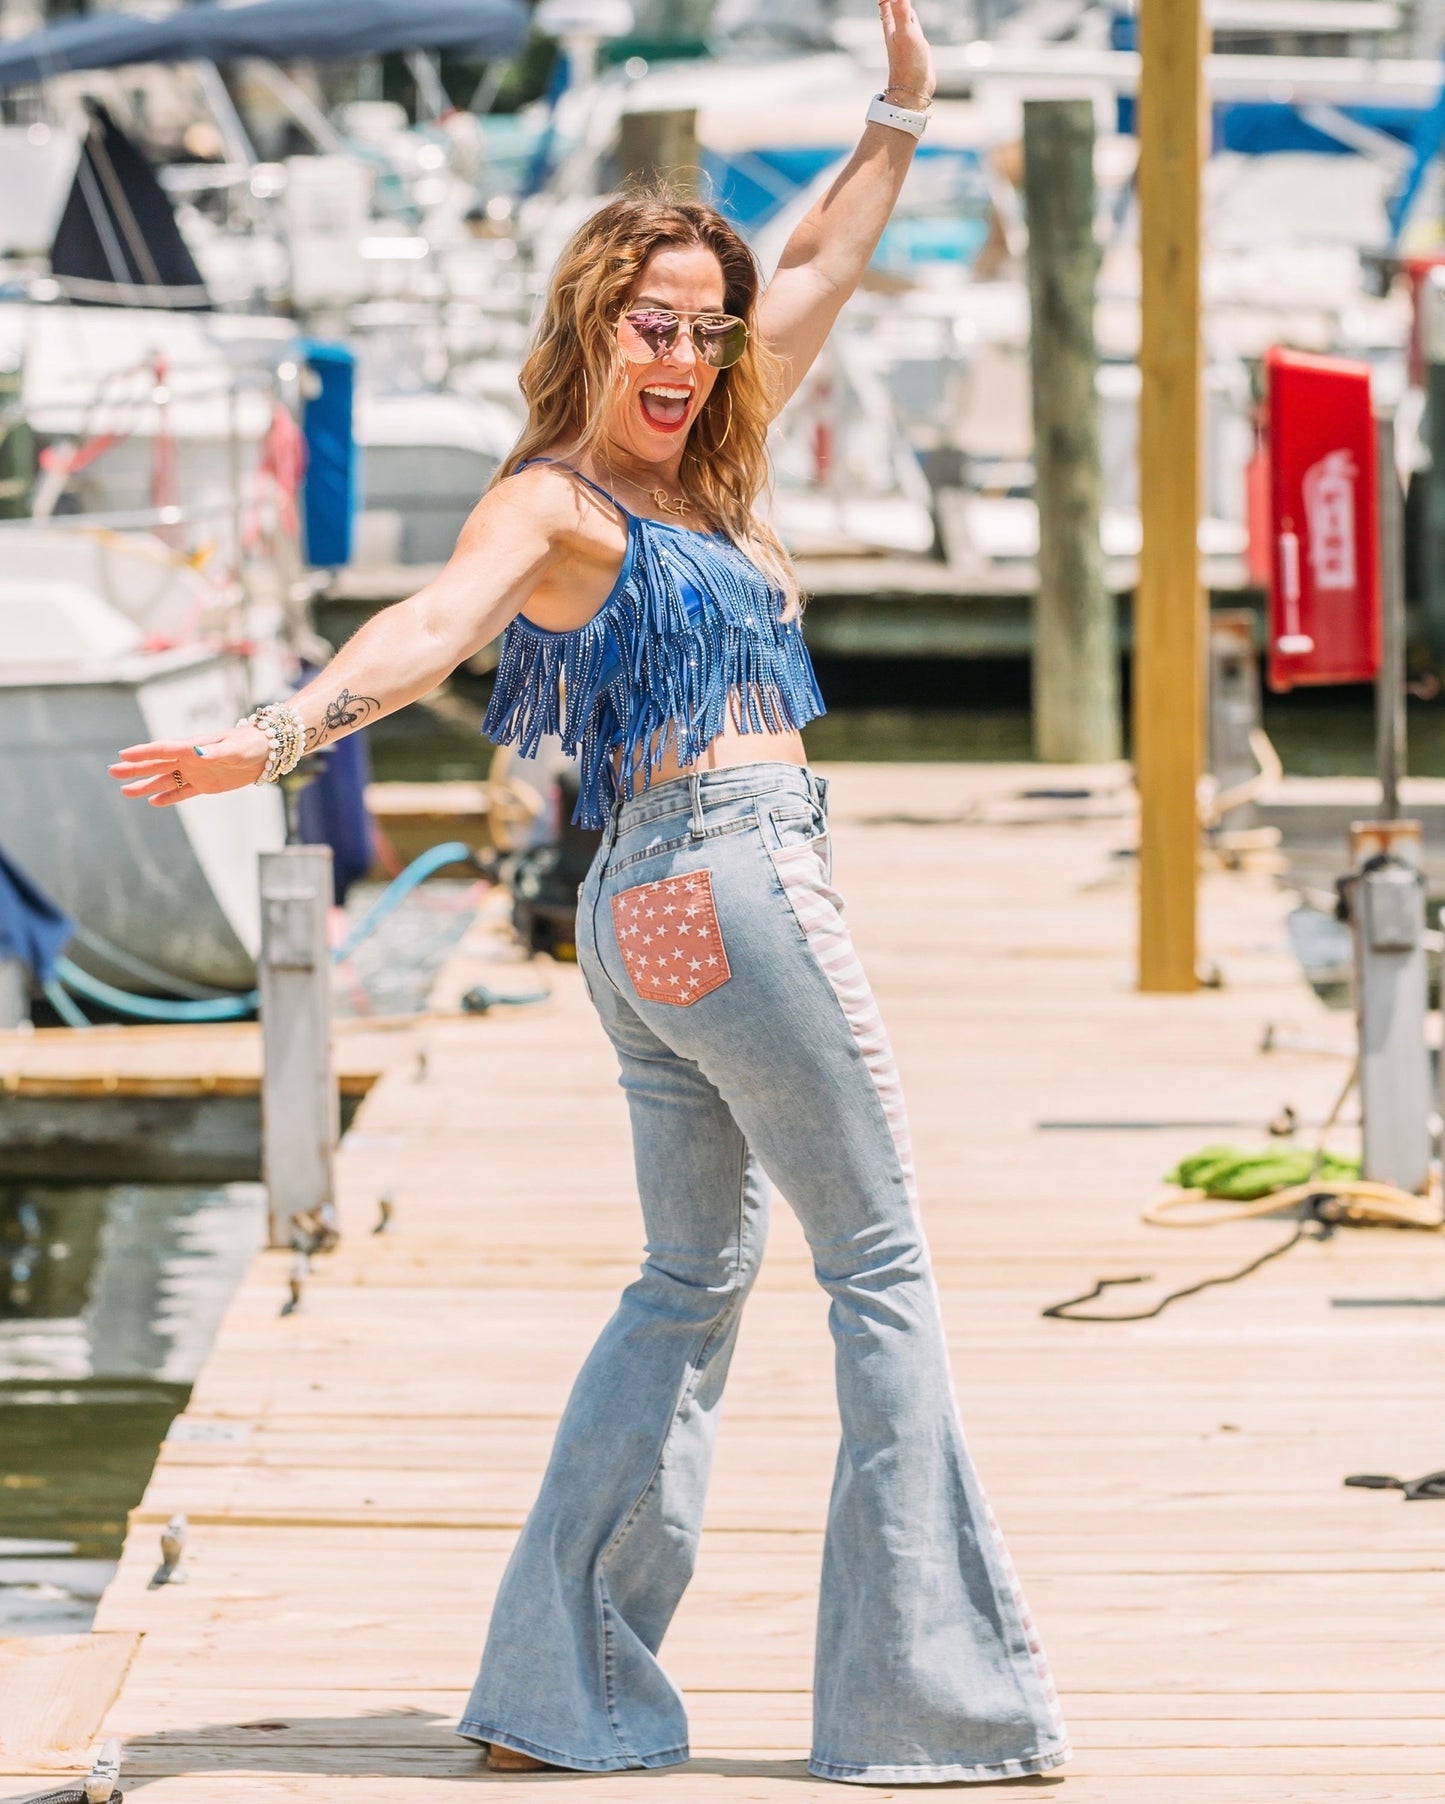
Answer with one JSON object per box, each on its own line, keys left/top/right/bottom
{"left": 110, "top": 2, "right": 1068, "bottom": 1784}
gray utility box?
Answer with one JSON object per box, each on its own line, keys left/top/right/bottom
{"left": 1342, "top": 828, "right": 1432, "bottom": 1196}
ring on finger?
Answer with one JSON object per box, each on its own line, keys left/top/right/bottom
{"left": 173, "top": 770, "right": 185, "bottom": 789}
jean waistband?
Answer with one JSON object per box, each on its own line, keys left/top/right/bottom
{"left": 609, "top": 762, "right": 825, "bottom": 838}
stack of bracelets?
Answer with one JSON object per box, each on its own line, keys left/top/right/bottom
{"left": 238, "top": 701, "right": 306, "bottom": 784}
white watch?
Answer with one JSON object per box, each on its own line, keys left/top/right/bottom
{"left": 866, "top": 92, "right": 929, "bottom": 140}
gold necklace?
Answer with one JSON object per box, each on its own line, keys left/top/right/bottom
{"left": 599, "top": 452, "right": 690, "bottom": 521}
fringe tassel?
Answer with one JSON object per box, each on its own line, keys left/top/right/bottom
{"left": 481, "top": 521, "right": 825, "bottom": 827}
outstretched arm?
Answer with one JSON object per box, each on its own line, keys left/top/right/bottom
{"left": 109, "top": 469, "right": 568, "bottom": 806}
{"left": 756, "top": 0, "right": 935, "bottom": 409}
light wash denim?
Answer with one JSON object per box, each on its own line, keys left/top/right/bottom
{"left": 458, "top": 764, "right": 1070, "bottom": 1784}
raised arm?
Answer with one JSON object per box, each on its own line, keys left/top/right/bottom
{"left": 109, "top": 467, "right": 569, "bottom": 806}
{"left": 757, "top": 0, "right": 935, "bottom": 409}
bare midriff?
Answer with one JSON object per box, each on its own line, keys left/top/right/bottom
{"left": 614, "top": 720, "right": 808, "bottom": 789}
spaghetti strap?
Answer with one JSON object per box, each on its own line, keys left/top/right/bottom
{"left": 515, "top": 456, "right": 634, "bottom": 517}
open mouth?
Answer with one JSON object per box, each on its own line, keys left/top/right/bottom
{"left": 638, "top": 384, "right": 694, "bottom": 431}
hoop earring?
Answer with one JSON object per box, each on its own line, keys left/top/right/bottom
{"left": 715, "top": 385, "right": 733, "bottom": 451}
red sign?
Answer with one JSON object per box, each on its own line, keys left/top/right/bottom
{"left": 1265, "top": 347, "right": 1380, "bottom": 693}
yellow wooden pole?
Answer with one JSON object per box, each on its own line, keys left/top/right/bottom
{"left": 1136, "top": 0, "right": 1207, "bottom": 992}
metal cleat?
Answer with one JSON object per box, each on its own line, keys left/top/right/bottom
{"left": 150, "top": 1513, "right": 187, "bottom": 1587}
{"left": 281, "top": 1248, "right": 308, "bottom": 1316}
{"left": 84, "top": 1738, "right": 121, "bottom": 1803}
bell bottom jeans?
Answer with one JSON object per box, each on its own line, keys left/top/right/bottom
{"left": 458, "top": 764, "right": 1070, "bottom": 1784}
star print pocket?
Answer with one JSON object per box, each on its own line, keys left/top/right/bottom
{"left": 611, "top": 870, "right": 732, "bottom": 1006}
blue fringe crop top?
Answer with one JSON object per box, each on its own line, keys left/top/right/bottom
{"left": 481, "top": 460, "right": 826, "bottom": 828}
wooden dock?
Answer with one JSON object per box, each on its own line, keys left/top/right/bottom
{"left": 0, "top": 1017, "right": 407, "bottom": 1183}
{"left": 6, "top": 762, "right": 1445, "bottom": 1801}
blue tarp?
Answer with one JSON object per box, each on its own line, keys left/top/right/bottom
{"left": 299, "top": 340, "right": 358, "bottom": 569}
{"left": 0, "top": 846, "right": 73, "bottom": 982}
{"left": 0, "top": 0, "right": 529, "bottom": 93}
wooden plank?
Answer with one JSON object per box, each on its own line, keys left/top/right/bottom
{"left": 0, "top": 1634, "right": 140, "bottom": 1772}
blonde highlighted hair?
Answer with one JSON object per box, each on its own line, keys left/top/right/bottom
{"left": 496, "top": 189, "right": 798, "bottom": 609}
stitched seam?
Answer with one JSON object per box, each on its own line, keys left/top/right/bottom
{"left": 596, "top": 1569, "right": 635, "bottom": 1760}
{"left": 581, "top": 845, "right": 630, "bottom": 1003}
{"left": 597, "top": 1289, "right": 745, "bottom": 1575}
{"left": 610, "top": 812, "right": 753, "bottom": 873}
{"left": 592, "top": 1275, "right": 751, "bottom": 1749}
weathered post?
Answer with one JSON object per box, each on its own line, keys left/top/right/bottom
{"left": 1022, "top": 97, "right": 1119, "bottom": 764}
{"left": 1376, "top": 411, "right": 1406, "bottom": 822}
{"left": 259, "top": 846, "right": 336, "bottom": 1249}
{"left": 1421, "top": 269, "right": 1445, "bottom": 666}
{"left": 617, "top": 107, "right": 699, "bottom": 195}
{"left": 1207, "top": 611, "right": 1261, "bottom": 833}
{"left": 0, "top": 956, "right": 25, "bottom": 1029}
{"left": 1136, "top": 0, "right": 1207, "bottom": 991}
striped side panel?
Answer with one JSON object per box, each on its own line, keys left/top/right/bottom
{"left": 772, "top": 839, "right": 1071, "bottom": 1756}
{"left": 771, "top": 844, "right": 918, "bottom": 1201}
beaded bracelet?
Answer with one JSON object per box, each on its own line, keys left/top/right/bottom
{"left": 238, "top": 701, "right": 306, "bottom": 784}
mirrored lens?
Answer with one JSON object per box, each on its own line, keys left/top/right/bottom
{"left": 693, "top": 316, "right": 749, "bottom": 369}
{"left": 617, "top": 310, "right": 680, "bottom": 363}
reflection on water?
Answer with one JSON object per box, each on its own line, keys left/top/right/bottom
{"left": 0, "top": 1183, "right": 264, "bottom": 1633}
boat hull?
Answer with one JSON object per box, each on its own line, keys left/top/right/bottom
{"left": 0, "top": 650, "right": 283, "bottom": 993}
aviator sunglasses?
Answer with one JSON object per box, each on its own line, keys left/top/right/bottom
{"left": 616, "top": 307, "right": 750, "bottom": 370}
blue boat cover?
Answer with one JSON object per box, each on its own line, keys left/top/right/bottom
{"left": 0, "top": 845, "right": 73, "bottom": 981}
{"left": 299, "top": 340, "right": 358, "bottom": 569}
{"left": 0, "top": 0, "right": 529, "bottom": 93}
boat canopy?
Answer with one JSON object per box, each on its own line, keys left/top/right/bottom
{"left": 0, "top": 0, "right": 530, "bottom": 93}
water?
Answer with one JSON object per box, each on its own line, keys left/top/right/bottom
{"left": 0, "top": 1183, "right": 264, "bottom": 1633}
{"left": 365, "top": 660, "right": 1444, "bottom": 779}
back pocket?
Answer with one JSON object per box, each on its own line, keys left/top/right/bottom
{"left": 611, "top": 869, "right": 731, "bottom": 1006}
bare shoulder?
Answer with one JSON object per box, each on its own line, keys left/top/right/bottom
{"left": 485, "top": 458, "right": 622, "bottom": 547}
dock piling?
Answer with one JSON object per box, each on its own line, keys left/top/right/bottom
{"left": 259, "top": 846, "right": 338, "bottom": 1250}
{"left": 1022, "top": 96, "right": 1120, "bottom": 765}
{"left": 0, "top": 954, "right": 26, "bottom": 1028}
{"left": 1136, "top": 0, "right": 1207, "bottom": 991}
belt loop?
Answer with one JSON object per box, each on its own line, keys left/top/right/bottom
{"left": 689, "top": 772, "right": 706, "bottom": 840}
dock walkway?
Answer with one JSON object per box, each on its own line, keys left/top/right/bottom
{"left": 9, "top": 763, "right": 1445, "bottom": 1801}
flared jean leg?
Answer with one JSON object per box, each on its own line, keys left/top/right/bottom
{"left": 458, "top": 1001, "right": 771, "bottom": 1772}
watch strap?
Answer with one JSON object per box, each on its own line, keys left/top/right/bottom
{"left": 866, "top": 92, "right": 929, "bottom": 140}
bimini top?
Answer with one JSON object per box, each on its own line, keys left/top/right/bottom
{"left": 481, "top": 462, "right": 826, "bottom": 829}
{"left": 0, "top": 0, "right": 528, "bottom": 92}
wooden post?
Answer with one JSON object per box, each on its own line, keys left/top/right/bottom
{"left": 617, "top": 108, "right": 699, "bottom": 194}
{"left": 1376, "top": 412, "right": 1406, "bottom": 822}
{"left": 259, "top": 847, "right": 337, "bottom": 1249}
{"left": 1136, "top": 0, "right": 1207, "bottom": 992}
{"left": 1023, "top": 97, "right": 1120, "bottom": 764}
{"left": 0, "top": 956, "right": 25, "bottom": 1029}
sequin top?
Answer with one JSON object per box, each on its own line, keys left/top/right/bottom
{"left": 480, "top": 460, "right": 826, "bottom": 828}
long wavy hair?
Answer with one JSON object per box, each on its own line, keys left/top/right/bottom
{"left": 496, "top": 189, "right": 798, "bottom": 609}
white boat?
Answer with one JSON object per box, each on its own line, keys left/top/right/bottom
{"left": 0, "top": 547, "right": 283, "bottom": 994}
